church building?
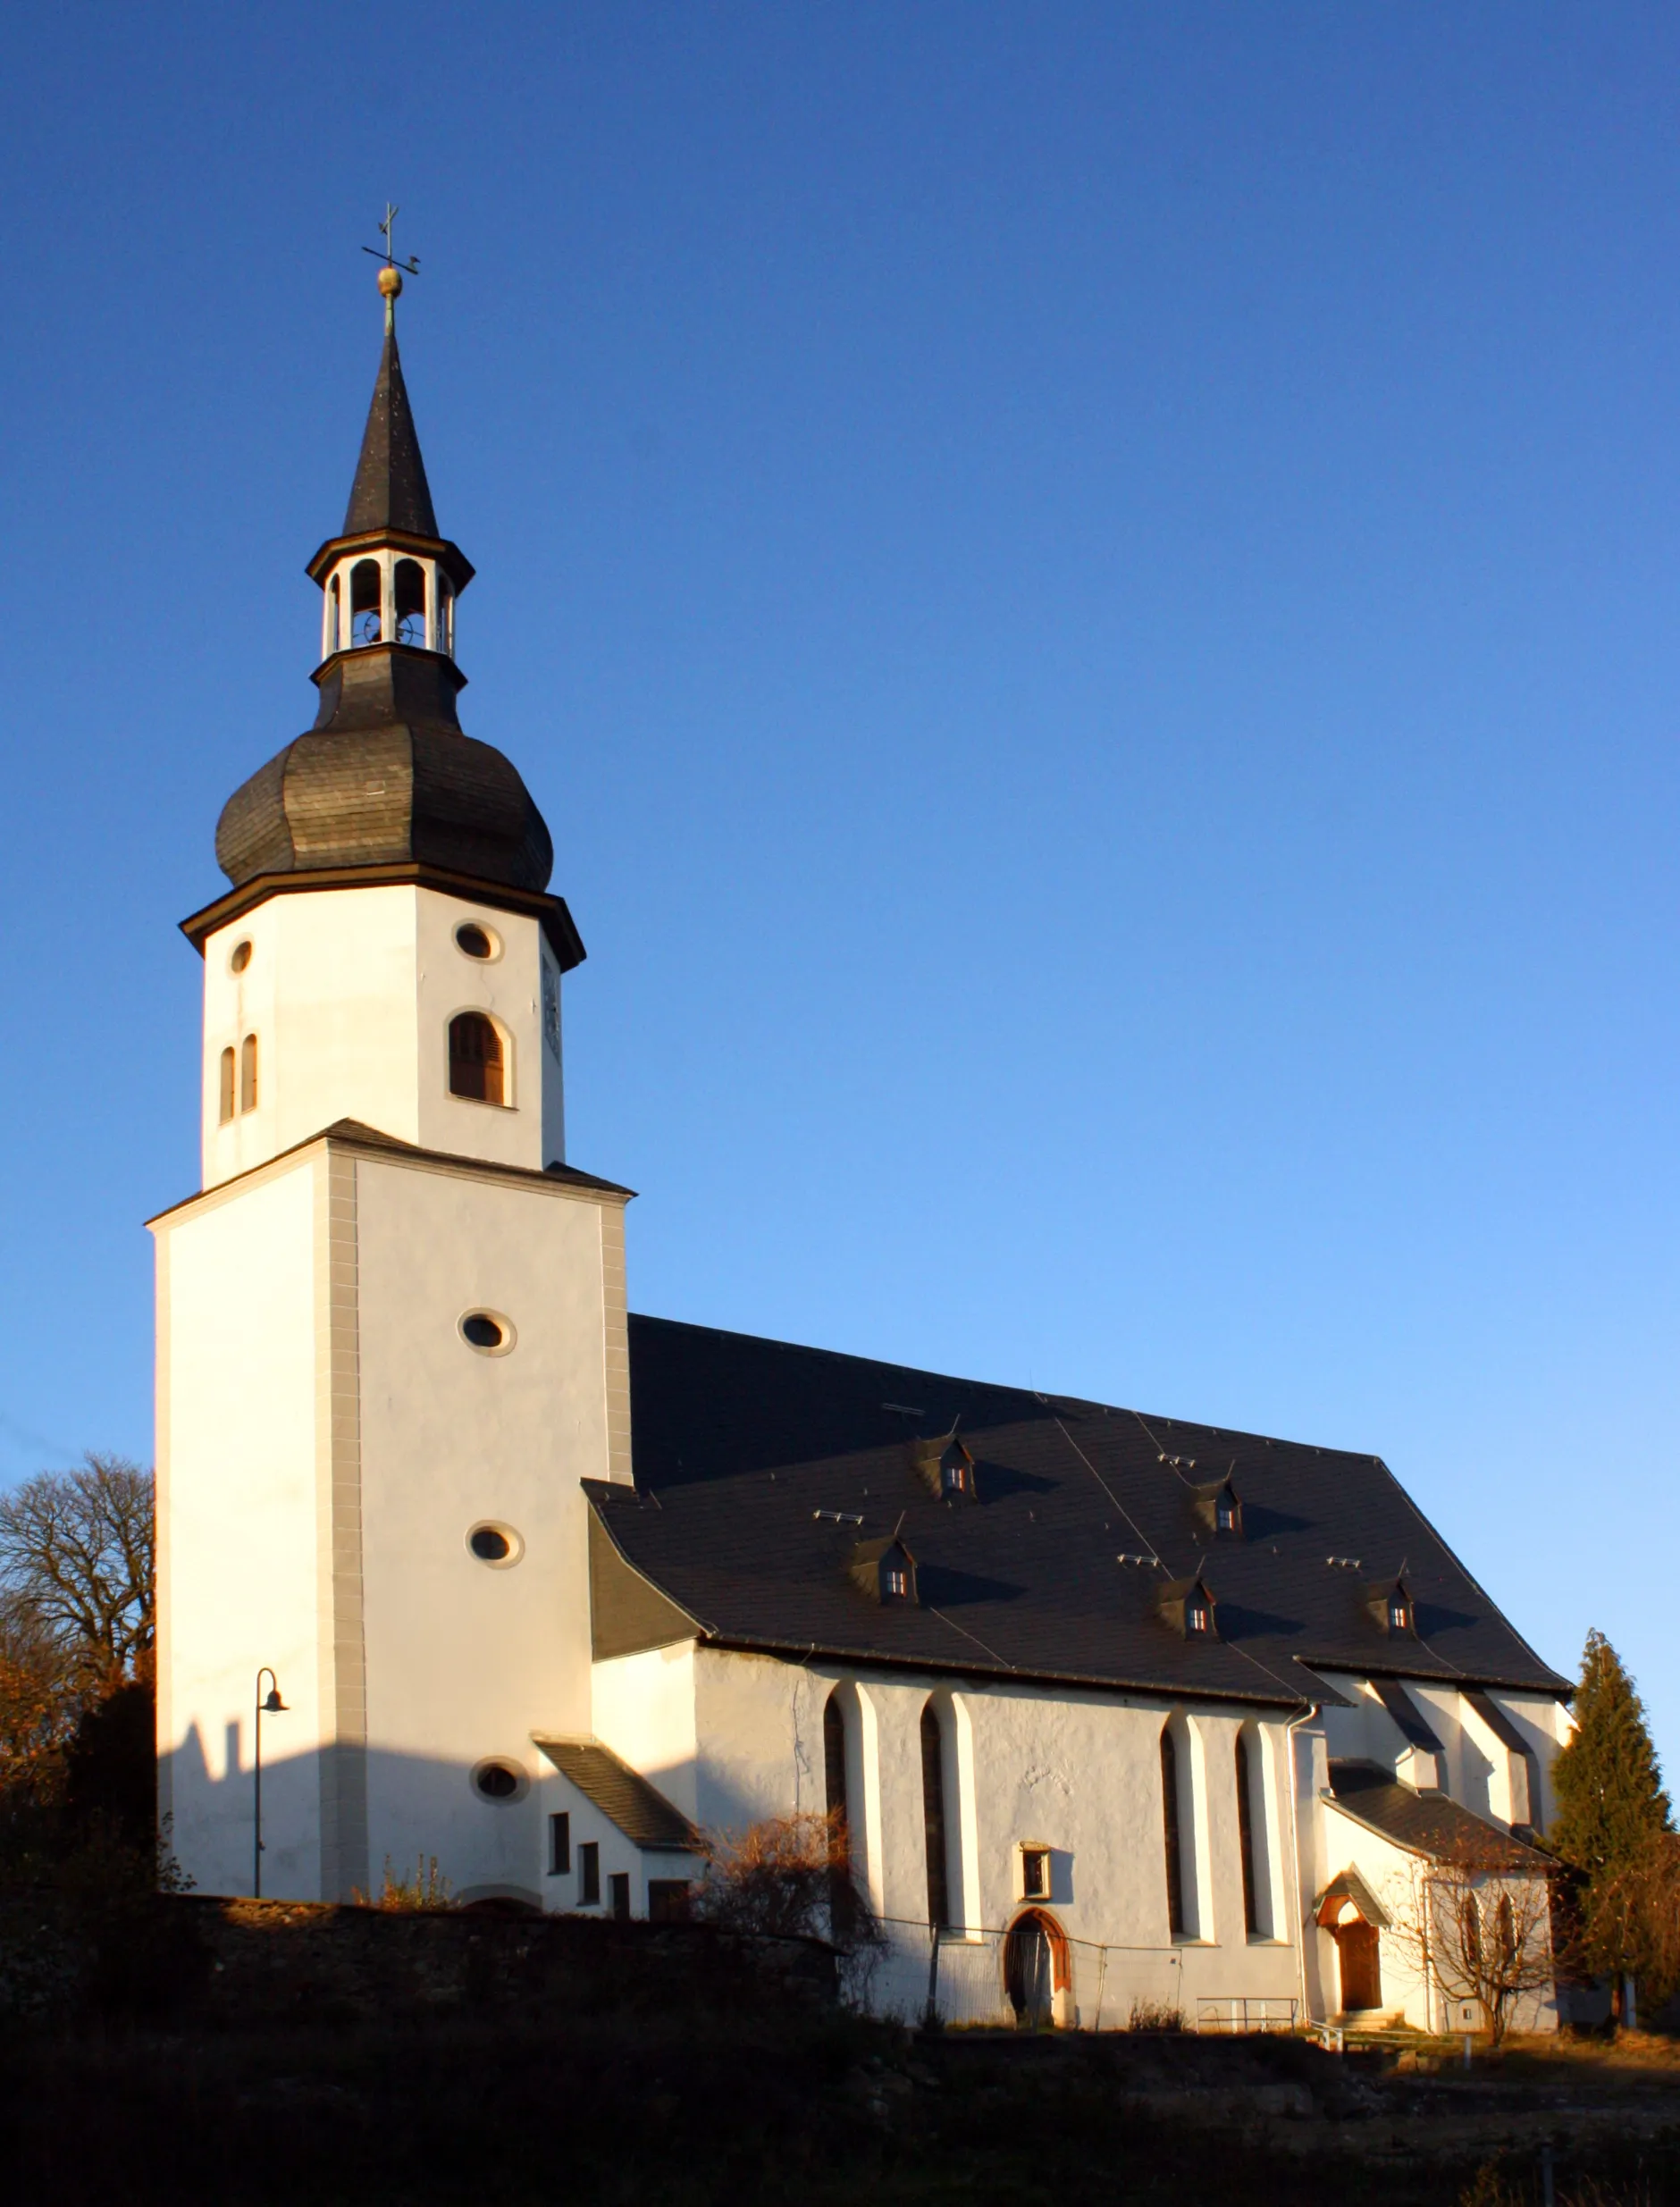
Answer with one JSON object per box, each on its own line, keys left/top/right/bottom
{"left": 151, "top": 273, "right": 1572, "bottom": 2033}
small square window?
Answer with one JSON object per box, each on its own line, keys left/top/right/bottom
{"left": 1189, "top": 1603, "right": 1209, "bottom": 1632}
{"left": 1215, "top": 1504, "right": 1235, "bottom": 1531}
{"left": 1390, "top": 1600, "right": 1410, "bottom": 1632}
{"left": 1021, "top": 1847, "right": 1049, "bottom": 1899}
{"left": 886, "top": 1567, "right": 908, "bottom": 1599}
{"left": 578, "top": 1842, "right": 601, "bottom": 1906}
{"left": 548, "top": 1812, "right": 571, "bottom": 1876}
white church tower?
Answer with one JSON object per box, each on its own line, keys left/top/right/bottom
{"left": 152, "top": 264, "right": 634, "bottom": 1904}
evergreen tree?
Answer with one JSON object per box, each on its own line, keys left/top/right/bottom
{"left": 1550, "top": 1631, "right": 1671, "bottom": 1873}
{"left": 1549, "top": 1629, "right": 1673, "bottom": 1997}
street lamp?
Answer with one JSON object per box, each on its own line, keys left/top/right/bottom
{"left": 253, "top": 1667, "right": 288, "bottom": 1899}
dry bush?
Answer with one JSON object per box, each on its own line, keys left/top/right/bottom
{"left": 356, "top": 1856, "right": 454, "bottom": 1911}
{"left": 1126, "top": 1997, "right": 1185, "bottom": 2032}
{"left": 693, "top": 1811, "right": 882, "bottom": 1953}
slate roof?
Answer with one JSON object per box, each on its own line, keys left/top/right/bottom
{"left": 583, "top": 1316, "right": 1568, "bottom": 1712}
{"left": 1325, "top": 1761, "right": 1551, "bottom": 1868}
{"left": 533, "top": 1738, "right": 700, "bottom": 1852}
{"left": 345, "top": 320, "right": 438, "bottom": 539}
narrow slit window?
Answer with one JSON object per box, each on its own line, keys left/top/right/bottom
{"left": 1235, "top": 1733, "right": 1259, "bottom": 1936}
{"left": 218, "top": 1046, "right": 236, "bottom": 1124}
{"left": 548, "top": 1813, "right": 571, "bottom": 1876}
{"left": 239, "top": 1034, "right": 258, "bottom": 1113}
{"left": 920, "top": 1703, "right": 949, "bottom": 1931}
{"left": 449, "top": 1011, "right": 504, "bottom": 1104}
{"left": 1161, "top": 1726, "right": 1186, "bottom": 1936}
{"left": 578, "top": 1842, "right": 600, "bottom": 1906}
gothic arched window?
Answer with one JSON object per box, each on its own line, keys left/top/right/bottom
{"left": 1235, "top": 1732, "right": 1259, "bottom": 1937}
{"left": 449, "top": 1012, "right": 504, "bottom": 1104}
{"left": 920, "top": 1701, "right": 950, "bottom": 1930}
{"left": 1160, "top": 1724, "right": 1186, "bottom": 1937}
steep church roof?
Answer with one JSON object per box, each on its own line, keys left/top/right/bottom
{"left": 584, "top": 1316, "right": 1569, "bottom": 1710}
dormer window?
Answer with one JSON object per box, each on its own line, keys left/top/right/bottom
{"left": 911, "top": 1425, "right": 977, "bottom": 1502}
{"left": 1364, "top": 1574, "right": 1416, "bottom": 1637}
{"left": 1192, "top": 1474, "right": 1244, "bottom": 1540}
{"left": 1158, "top": 1575, "right": 1219, "bottom": 1641}
{"left": 849, "top": 1534, "right": 919, "bottom": 1606}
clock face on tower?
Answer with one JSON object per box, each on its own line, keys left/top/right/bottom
{"left": 542, "top": 964, "right": 561, "bottom": 1061}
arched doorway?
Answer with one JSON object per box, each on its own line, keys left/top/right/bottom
{"left": 1004, "top": 1908, "right": 1071, "bottom": 2028}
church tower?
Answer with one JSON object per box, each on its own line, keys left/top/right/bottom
{"left": 151, "top": 269, "right": 633, "bottom": 1906}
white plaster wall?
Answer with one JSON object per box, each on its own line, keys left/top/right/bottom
{"left": 591, "top": 1643, "right": 701, "bottom": 1822}
{"left": 202, "top": 886, "right": 560, "bottom": 1188}
{"left": 685, "top": 1651, "right": 1301, "bottom": 2025}
{"left": 155, "top": 1156, "right": 324, "bottom": 1898}
{"left": 532, "top": 1765, "right": 696, "bottom": 1917}
{"left": 354, "top": 1154, "right": 617, "bottom": 1901}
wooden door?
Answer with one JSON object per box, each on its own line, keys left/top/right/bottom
{"left": 1335, "top": 1921, "right": 1382, "bottom": 2012}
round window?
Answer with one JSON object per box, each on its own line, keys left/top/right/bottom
{"left": 459, "top": 1310, "right": 516, "bottom": 1355}
{"left": 230, "top": 940, "right": 253, "bottom": 974}
{"left": 467, "top": 1522, "right": 523, "bottom": 1567}
{"left": 455, "top": 922, "right": 500, "bottom": 961}
{"left": 474, "top": 1761, "right": 523, "bottom": 1801}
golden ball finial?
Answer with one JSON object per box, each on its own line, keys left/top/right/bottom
{"left": 377, "top": 263, "right": 403, "bottom": 300}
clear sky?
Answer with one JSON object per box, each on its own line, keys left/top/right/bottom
{"left": 3, "top": 5, "right": 1676, "bottom": 1766}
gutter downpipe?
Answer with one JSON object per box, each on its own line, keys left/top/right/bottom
{"left": 1286, "top": 1699, "right": 1322, "bottom": 2042}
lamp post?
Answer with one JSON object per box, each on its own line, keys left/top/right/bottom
{"left": 253, "top": 1667, "right": 288, "bottom": 1899}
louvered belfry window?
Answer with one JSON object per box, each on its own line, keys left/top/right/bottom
{"left": 449, "top": 1011, "right": 504, "bottom": 1104}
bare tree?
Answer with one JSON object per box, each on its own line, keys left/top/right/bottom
{"left": 0, "top": 1457, "right": 155, "bottom": 1684}
{"left": 1386, "top": 1837, "right": 1557, "bottom": 2046}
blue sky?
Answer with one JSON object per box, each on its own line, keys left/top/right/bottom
{"left": 3, "top": 5, "right": 1676, "bottom": 1764}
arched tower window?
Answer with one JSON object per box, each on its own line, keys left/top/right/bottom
{"left": 437, "top": 575, "right": 454, "bottom": 656}
{"left": 323, "top": 573, "right": 342, "bottom": 659}
{"left": 349, "top": 558, "right": 382, "bottom": 646}
{"left": 218, "top": 1047, "right": 236, "bottom": 1125}
{"left": 1160, "top": 1724, "right": 1186, "bottom": 1937}
{"left": 449, "top": 1012, "right": 504, "bottom": 1104}
{"left": 1235, "top": 1732, "right": 1259, "bottom": 1937}
{"left": 920, "top": 1701, "right": 949, "bottom": 1930}
{"left": 239, "top": 1034, "right": 258, "bottom": 1113}
{"left": 394, "top": 558, "right": 426, "bottom": 647}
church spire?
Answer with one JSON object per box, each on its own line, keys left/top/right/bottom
{"left": 342, "top": 306, "right": 440, "bottom": 541}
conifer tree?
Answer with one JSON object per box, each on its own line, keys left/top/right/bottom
{"left": 1549, "top": 1629, "right": 1673, "bottom": 2000}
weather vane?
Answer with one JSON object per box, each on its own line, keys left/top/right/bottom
{"left": 363, "top": 203, "right": 420, "bottom": 329}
